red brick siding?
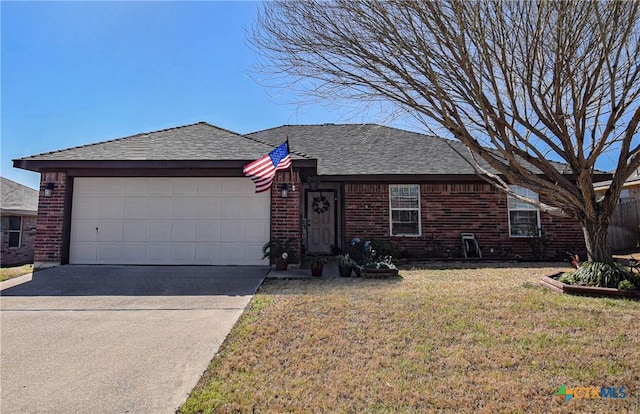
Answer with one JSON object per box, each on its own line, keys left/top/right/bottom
{"left": 270, "top": 171, "right": 302, "bottom": 261}
{"left": 344, "top": 182, "right": 585, "bottom": 260}
{"left": 34, "top": 172, "right": 67, "bottom": 266}
{"left": 1, "top": 215, "right": 37, "bottom": 266}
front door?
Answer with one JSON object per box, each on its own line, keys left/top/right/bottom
{"left": 306, "top": 190, "right": 335, "bottom": 254}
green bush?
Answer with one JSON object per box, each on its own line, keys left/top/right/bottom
{"left": 572, "top": 261, "right": 636, "bottom": 288}
{"left": 370, "top": 239, "right": 401, "bottom": 259}
{"left": 617, "top": 280, "right": 636, "bottom": 290}
{"left": 557, "top": 272, "right": 575, "bottom": 285}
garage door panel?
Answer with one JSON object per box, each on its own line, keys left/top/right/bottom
{"left": 195, "top": 244, "right": 219, "bottom": 263}
{"left": 70, "top": 220, "right": 98, "bottom": 242}
{"left": 247, "top": 199, "right": 270, "bottom": 217}
{"left": 196, "top": 222, "right": 220, "bottom": 242}
{"left": 124, "top": 179, "right": 147, "bottom": 195}
{"left": 121, "top": 244, "right": 147, "bottom": 261}
{"left": 124, "top": 198, "right": 147, "bottom": 218}
{"left": 70, "top": 244, "right": 96, "bottom": 263}
{"left": 73, "top": 198, "right": 101, "bottom": 219}
{"left": 171, "top": 222, "right": 197, "bottom": 242}
{"left": 219, "top": 243, "right": 248, "bottom": 264}
{"left": 171, "top": 244, "right": 196, "bottom": 262}
{"left": 220, "top": 222, "right": 247, "bottom": 242}
{"left": 246, "top": 221, "right": 270, "bottom": 241}
{"left": 96, "top": 221, "right": 124, "bottom": 242}
{"left": 173, "top": 180, "right": 198, "bottom": 196}
{"left": 219, "top": 198, "right": 247, "bottom": 219}
{"left": 70, "top": 177, "right": 270, "bottom": 265}
{"left": 148, "top": 179, "right": 173, "bottom": 195}
{"left": 196, "top": 199, "right": 221, "bottom": 219}
{"left": 146, "top": 198, "right": 172, "bottom": 219}
{"left": 98, "top": 198, "right": 124, "bottom": 218}
{"left": 197, "top": 179, "right": 221, "bottom": 195}
{"left": 97, "top": 244, "right": 122, "bottom": 263}
{"left": 148, "top": 222, "right": 172, "bottom": 241}
{"left": 147, "top": 244, "right": 171, "bottom": 262}
{"left": 123, "top": 222, "right": 148, "bottom": 241}
{"left": 172, "top": 198, "right": 198, "bottom": 218}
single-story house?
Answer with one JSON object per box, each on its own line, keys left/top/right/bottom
{"left": 14, "top": 122, "right": 601, "bottom": 269}
{"left": 1, "top": 177, "right": 38, "bottom": 266}
{"left": 594, "top": 168, "right": 640, "bottom": 203}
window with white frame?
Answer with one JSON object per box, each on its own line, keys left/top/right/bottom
{"left": 507, "top": 186, "right": 540, "bottom": 237}
{"left": 7, "top": 216, "right": 22, "bottom": 248}
{"left": 389, "top": 184, "right": 421, "bottom": 236}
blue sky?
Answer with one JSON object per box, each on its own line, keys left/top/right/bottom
{"left": 2, "top": 1, "right": 394, "bottom": 189}
{"left": 1, "top": 1, "right": 626, "bottom": 191}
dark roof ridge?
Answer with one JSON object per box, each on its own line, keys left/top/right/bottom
{"left": 241, "top": 129, "right": 315, "bottom": 160}
{"left": 16, "top": 121, "right": 227, "bottom": 161}
{"left": 249, "top": 122, "right": 460, "bottom": 144}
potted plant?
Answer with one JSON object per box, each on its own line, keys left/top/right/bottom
{"left": 262, "top": 239, "right": 297, "bottom": 270}
{"left": 309, "top": 255, "right": 327, "bottom": 277}
{"left": 337, "top": 254, "right": 355, "bottom": 277}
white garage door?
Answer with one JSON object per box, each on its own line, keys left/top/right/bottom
{"left": 69, "top": 177, "right": 270, "bottom": 265}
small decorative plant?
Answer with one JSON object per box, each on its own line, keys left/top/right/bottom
{"left": 262, "top": 239, "right": 298, "bottom": 270}
{"left": 337, "top": 253, "right": 356, "bottom": 277}
{"left": 309, "top": 255, "right": 327, "bottom": 277}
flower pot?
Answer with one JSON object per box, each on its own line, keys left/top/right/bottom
{"left": 275, "top": 259, "right": 288, "bottom": 271}
{"left": 338, "top": 266, "right": 352, "bottom": 277}
{"left": 311, "top": 264, "right": 323, "bottom": 277}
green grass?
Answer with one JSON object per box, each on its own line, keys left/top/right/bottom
{"left": 180, "top": 263, "right": 640, "bottom": 413}
{"left": 0, "top": 264, "right": 33, "bottom": 282}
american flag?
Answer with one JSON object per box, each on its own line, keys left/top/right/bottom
{"left": 243, "top": 141, "right": 292, "bottom": 193}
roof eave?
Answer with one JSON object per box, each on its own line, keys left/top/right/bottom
{"left": 13, "top": 158, "right": 317, "bottom": 173}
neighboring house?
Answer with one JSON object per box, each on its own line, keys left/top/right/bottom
{"left": 13, "top": 122, "right": 605, "bottom": 269}
{"left": 594, "top": 168, "right": 640, "bottom": 203}
{"left": 1, "top": 177, "right": 38, "bottom": 266}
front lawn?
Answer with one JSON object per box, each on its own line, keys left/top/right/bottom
{"left": 181, "top": 263, "right": 640, "bottom": 413}
{"left": 0, "top": 264, "right": 33, "bottom": 282}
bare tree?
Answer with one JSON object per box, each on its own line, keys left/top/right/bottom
{"left": 251, "top": 0, "right": 640, "bottom": 263}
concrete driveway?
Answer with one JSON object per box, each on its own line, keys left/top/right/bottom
{"left": 0, "top": 265, "right": 267, "bottom": 414}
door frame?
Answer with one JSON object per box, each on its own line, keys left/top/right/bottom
{"left": 304, "top": 189, "right": 338, "bottom": 254}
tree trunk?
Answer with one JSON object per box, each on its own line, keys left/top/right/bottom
{"left": 581, "top": 219, "right": 613, "bottom": 263}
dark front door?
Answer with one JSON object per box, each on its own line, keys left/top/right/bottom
{"left": 305, "top": 190, "right": 335, "bottom": 254}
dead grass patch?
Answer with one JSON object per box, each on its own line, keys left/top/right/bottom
{"left": 0, "top": 264, "right": 33, "bottom": 282}
{"left": 181, "top": 264, "right": 640, "bottom": 413}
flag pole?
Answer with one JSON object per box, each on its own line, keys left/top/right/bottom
{"left": 286, "top": 135, "right": 295, "bottom": 191}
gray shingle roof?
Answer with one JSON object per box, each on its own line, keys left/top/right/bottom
{"left": 249, "top": 124, "right": 520, "bottom": 176}
{"left": 1, "top": 177, "right": 38, "bottom": 215}
{"left": 594, "top": 168, "right": 640, "bottom": 189}
{"left": 15, "top": 121, "right": 580, "bottom": 178}
{"left": 16, "top": 122, "right": 305, "bottom": 162}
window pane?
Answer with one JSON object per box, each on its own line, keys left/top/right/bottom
{"left": 392, "top": 210, "right": 419, "bottom": 235}
{"left": 507, "top": 186, "right": 538, "bottom": 210}
{"left": 390, "top": 184, "right": 419, "bottom": 208}
{"left": 509, "top": 211, "right": 539, "bottom": 236}
{"left": 8, "top": 232, "right": 20, "bottom": 248}
{"left": 9, "top": 216, "right": 21, "bottom": 230}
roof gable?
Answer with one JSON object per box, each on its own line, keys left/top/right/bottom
{"left": 1, "top": 177, "right": 38, "bottom": 215}
{"left": 15, "top": 122, "right": 290, "bottom": 162}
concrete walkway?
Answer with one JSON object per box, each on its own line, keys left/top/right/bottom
{"left": 266, "top": 256, "right": 350, "bottom": 279}
{"left": 0, "top": 265, "right": 266, "bottom": 414}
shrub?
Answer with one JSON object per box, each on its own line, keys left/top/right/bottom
{"left": 557, "top": 272, "right": 575, "bottom": 285}
{"left": 370, "top": 239, "right": 401, "bottom": 259}
{"left": 527, "top": 227, "right": 549, "bottom": 260}
{"left": 572, "top": 261, "right": 636, "bottom": 288}
{"left": 618, "top": 280, "right": 637, "bottom": 290}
